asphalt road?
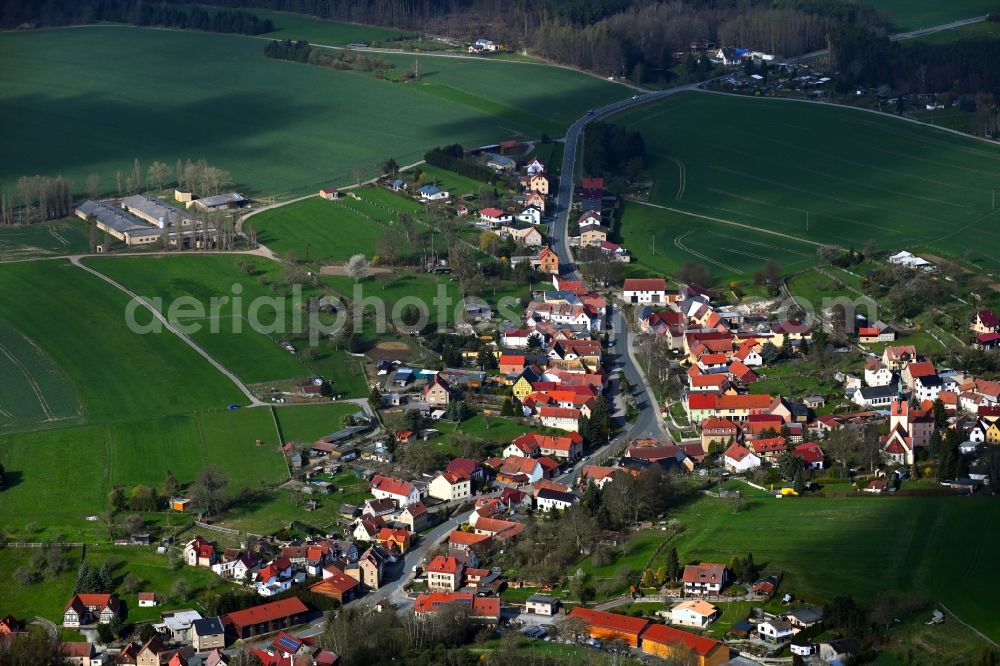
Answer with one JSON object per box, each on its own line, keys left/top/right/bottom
{"left": 549, "top": 86, "right": 700, "bottom": 443}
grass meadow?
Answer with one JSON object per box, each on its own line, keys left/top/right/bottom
{"left": 0, "top": 319, "right": 82, "bottom": 433}
{"left": 0, "top": 260, "right": 246, "bottom": 422}
{"left": 860, "top": 0, "right": 998, "bottom": 31}
{"left": 274, "top": 402, "right": 360, "bottom": 443}
{"left": 611, "top": 93, "right": 1000, "bottom": 278}
{"left": 0, "top": 218, "right": 90, "bottom": 260}
{"left": 85, "top": 254, "right": 373, "bottom": 394}
{"left": 0, "top": 27, "right": 627, "bottom": 199}
{"left": 0, "top": 409, "right": 287, "bottom": 538}
{"left": 253, "top": 10, "right": 407, "bottom": 45}
{"left": 656, "top": 495, "right": 1000, "bottom": 642}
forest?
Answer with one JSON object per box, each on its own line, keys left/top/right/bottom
{"left": 4, "top": 0, "right": 886, "bottom": 84}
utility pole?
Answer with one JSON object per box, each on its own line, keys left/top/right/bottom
{"left": 806, "top": 211, "right": 810, "bottom": 233}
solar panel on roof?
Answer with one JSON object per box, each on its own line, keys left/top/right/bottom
{"left": 276, "top": 634, "right": 301, "bottom": 651}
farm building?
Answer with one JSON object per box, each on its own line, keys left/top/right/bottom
{"left": 319, "top": 187, "right": 340, "bottom": 200}
{"left": 75, "top": 200, "right": 163, "bottom": 247}
{"left": 191, "top": 192, "right": 248, "bottom": 211}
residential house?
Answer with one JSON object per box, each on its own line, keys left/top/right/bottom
{"left": 255, "top": 557, "right": 293, "bottom": 597}
{"left": 221, "top": 598, "right": 310, "bottom": 639}
{"left": 499, "top": 354, "right": 527, "bottom": 376}
{"left": 537, "top": 247, "right": 560, "bottom": 274}
{"left": 370, "top": 475, "right": 422, "bottom": 507}
{"left": 793, "top": 442, "right": 825, "bottom": 469}
{"left": 526, "top": 173, "right": 549, "bottom": 194}
{"left": 63, "top": 594, "right": 120, "bottom": 627}
{"left": 758, "top": 619, "right": 794, "bottom": 642}
{"left": 413, "top": 592, "right": 500, "bottom": 622}
{"left": 479, "top": 207, "right": 512, "bottom": 227}
{"left": 61, "top": 642, "right": 106, "bottom": 666}
{"left": 640, "top": 624, "right": 730, "bottom": 666}
{"left": 723, "top": 445, "right": 761, "bottom": 473}
{"left": 525, "top": 158, "right": 546, "bottom": 175}
{"left": 138, "top": 592, "right": 157, "bottom": 608}
{"left": 492, "top": 456, "right": 544, "bottom": 485}
{"left": 525, "top": 595, "right": 561, "bottom": 616}
{"left": 535, "top": 488, "right": 577, "bottom": 512}
{"left": 135, "top": 636, "right": 169, "bottom": 666}
{"left": 191, "top": 617, "right": 226, "bottom": 652}
{"left": 423, "top": 374, "right": 450, "bottom": 406}
{"left": 428, "top": 471, "right": 472, "bottom": 501}
{"left": 427, "top": 555, "right": 463, "bottom": 591}
{"left": 538, "top": 406, "right": 580, "bottom": 432}
{"left": 376, "top": 527, "right": 411, "bottom": 554}
{"left": 682, "top": 563, "right": 728, "bottom": 596}
{"left": 623, "top": 278, "right": 668, "bottom": 304}
{"left": 914, "top": 374, "right": 944, "bottom": 403}
{"left": 784, "top": 605, "right": 824, "bottom": 630}
{"left": 670, "top": 600, "right": 720, "bottom": 628}
{"left": 525, "top": 191, "right": 546, "bottom": 211}
{"left": 820, "top": 639, "right": 861, "bottom": 663}
{"left": 971, "top": 309, "right": 1000, "bottom": 335}
{"left": 418, "top": 185, "right": 449, "bottom": 201}
{"left": 183, "top": 536, "right": 216, "bottom": 567}
{"left": 486, "top": 154, "right": 516, "bottom": 172}
{"left": 358, "top": 545, "right": 389, "bottom": 589}
{"left": 882, "top": 345, "right": 917, "bottom": 371}
{"left": 852, "top": 383, "right": 899, "bottom": 409}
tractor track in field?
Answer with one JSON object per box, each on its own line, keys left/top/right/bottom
{"left": 669, "top": 157, "right": 686, "bottom": 201}
{"left": 0, "top": 340, "right": 53, "bottom": 419}
{"left": 674, "top": 230, "right": 740, "bottom": 273}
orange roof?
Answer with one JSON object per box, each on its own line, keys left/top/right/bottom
{"left": 715, "top": 394, "right": 774, "bottom": 410}
{"left": 370, "top": 475, "right": 414, "bottom": 498}
{"left": 906, "top": 361, "right": 936, "bottom": 378}
{"left": 428, "top": 555, "right": 461, "bottom": 574}
{"left": 724, "top": 444, "right": 755, "bottom": 462}
{"left": 699, "top": 353, "right": 729, "bottom": 365}
{"left": 449, "top": 530, "right": 492, "bottom": 546}
{"left": 539, "top": 406, "right": 580, "bottom": 419}
{"left": 310, "top": 574, "right": 359, "bottom": 596}
{"left": 223, "top": 598, "right": 309, "bottom": 631}
{"left": 640, "top": 623, "right": 724, "bottom": 657}
{"left": 691, "top": 374, "right": 728, "bottom": 388}
{"left": 568, "top": 607, "right": 650, "bottom": 636}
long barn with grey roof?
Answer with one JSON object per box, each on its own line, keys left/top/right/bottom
{"left": 75, "top": 200, "right": 163, "bottom": 247}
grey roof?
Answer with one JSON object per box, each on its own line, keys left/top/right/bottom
{"left": 526, "top": 594, "right": 557, "bottom": 605}
{"left": 192, "top": 617, "right": 224, "bottom": 636}
{"left": 121, "top": 194, "right": 190, "bottom": 225}
{"left": 785, "top": 605, "right": 824, "bottom": 624}
{"left": 76, "top": 200, "right": 161, "bottom": 238}
{"left": 857, "top": 383, "right": 898, "bottom": 400}
{"left": 196, "top": 192, "right": 247, "bottom": 208}
{"left": 487, "top": 154, "right": 515, "bottom": 166}
{"left": 537, "top": 488, "right": 577, "bottom": 504}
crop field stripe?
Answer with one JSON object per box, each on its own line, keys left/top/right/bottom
{"left": 0, "top": 342, "right": 53, "bottom": 419}
{"left": 674, "top": 230, "right": 741, "bottom": 273}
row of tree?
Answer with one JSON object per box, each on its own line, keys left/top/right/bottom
{"left": 424, "top": 145, "right": 498, "bottom": 187}
{"left": 1, "top": 1, "right": 272, "bottom": 34}
{"left": 0, "top": 175, "right": 73, "bottom": 224}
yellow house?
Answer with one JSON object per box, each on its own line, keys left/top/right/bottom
{"left": 987, "top": 421, "right": 1000, "bottom": 445}
{"left": 529, "top": 174, "right": 549, "bottom": 195}
{"left": 512, "top": 375, "right": 534, "bottom": 400}
{"left": 580, "top": 227, "right": 607, "bottom": 247}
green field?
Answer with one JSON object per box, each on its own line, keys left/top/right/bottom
{"left": 253, "top": 10, "right": 407, "bottom": 46}
{"left": 0, "top": 219, "right": 90, "bottom": 260}
{"left": 0, "top": 319, "right": 82, "bottom": 433}
{"left": 653, "top": 495, "right": 1000, "bottom": 642}
{"left": 0, "top": 410, "right": 287, "bottom": 538}
{"left": 612, "top": 93, "right": 1000, "bottom": 279}
{"left": 0, "top": 27, "right": 627, "bottom": 199}
{"left": 860, "top": 0, "right": 997, "bottom": 31}
{"left": 0, "top": 260, "right": 246, "bottom": 422}
{"left": 274, "top": 402, "right": 361, "bottom": 443}
{"left": 249, "top": 196, "right": 390, "bottom": 262}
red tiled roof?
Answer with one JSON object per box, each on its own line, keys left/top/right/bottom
{"left": 750, "top": 436, "right": 786, "bottom": 453}
{"left": 222, "top": 598, "right": 309, "bottom": 631}
{"left": 538, "top": 406, "right": 580, "bottom": 419}
{"left": 682, "top": 563, "right": 726, "bottom": 585}
{"left": 480, "top": 207, "right": 506, "bottom": 217}
{"left": 701, "top": 418, "right": 738, "bottom": 431}
{"left": 977, "top": 309, "right": 1000, "bottom": 328}
{"left": 449, "top": 530, "right": 493, "bottom": 546}
{"left": 310, "top": 573, "right": 359, "bottom": 597}
{"left": 724, "top": 445, "right": 755, "bottom": 462}
{"left": 370, "top": 475, "right": 414, "bottom": 498}
{"left": 687, "top": 394, "right": 716, "bottom": 410}
{"left": 640, "top": 624, "right": 724, "bottom": 657}
{"left": 568, "top": 607, "right": 650, "bottom": 636}
{"left": 623, "top": 278, "right": 666, "bottom": 292}
{"left": 793, "top": 442, "right": 825, "bottom": 464}
{"left": 906, "top": 361, "right": 936, "bottom": 378}
{"left": 428, "top": 555, "right": 461, "bottom": 574}
{"left": 716, "top": 394, "right": 774, "bottom": 410}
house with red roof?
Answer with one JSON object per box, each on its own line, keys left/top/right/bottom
{"left": 183, "top": 535, "right": 216, "bottom": 568}
{"left": 734, "top": 342, "right": 763, "bottom": 366}
{"left": 728, "top": 359, "right": 758, "bottom": 385}
{"left": 478, "top": 207, "right": 512, "bottom": 226}
{"left": 499, "top": 354, "right": 527, "bottom": 376}
{"left": 537, "top": 246, "right": 560, "bottom": 274}
{"left": 641, "top": 623, "right": 730, "bottom": 666}
{"left": 507, "top": 432, "right": 583, "bottom": 460}
{"left": 492, "top": 456, "right": 545, "bottom": 485}
{"left": 622, "top": 278, "right": 667, "bottom": 304}
{"left": 538, "top": 406, "right": 580, "bottom": 432}
{"left": 971, "top": 309, "right": 1000, "bottom": 335}
{"left": 63, "top": 594, "right": 120, "bottom": 627}
{"left": 376, "top": 527, "right": 412, "bottom": 554}
{"left": 793, "top": 442, "right": 825, "bottom": 469}
{"left": 682, "top": 563, "right": 729, "bottom": 596}
{"left": 414, "top": 592, "right": 500, "bottom": 622}
{"left": 747, "top": 436, "right": 787, "bottom": 461}
{"left": 974, "top": 332, "right": 1000, "bottom": 350}
{"left": 428, "top": 471, "right": 472, "bottom": 501}
{"left": 255, "top": 557, "right": 293, "bottom": 597}
{"left": 370, "top": 475, "right": 421, "bottom": 507}
{"left": 427, "top": 555, "right": 463, "bottom": 591}
{"left": 724, "top": 445, "right": 761, "bottom": 473}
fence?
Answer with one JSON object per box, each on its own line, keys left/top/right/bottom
{"left": 194, "top": 521, "right": 240, "bottom": 536}
{"left": 4, "top": 542, "right": 86, "bottom": 548}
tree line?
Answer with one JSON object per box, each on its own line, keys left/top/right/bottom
{"left": 1, "top": 1, "right": 273, "bottom": 34}
{"left": 152, "top": 0, "right": 885, "bottom": 84}
{"left": 424, "top": 145, "right": 499, "bottom": 186}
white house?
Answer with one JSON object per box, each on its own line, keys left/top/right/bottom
{"left": 418, "top": 185, "right": 449, "bottom": 201}
{"left": 428, "top": 472, "right": 472, "bottom": 502}
{"left": 525, "top": 158, "right": 546, "bottom": 175}
{"left": 535, "top": 488, "right": 577, "bottom": 512}
{"left": 864, "top": 361, "right": 893, "bottom": 387}
{"left": 479, "top": 207, "right": 513, "bottom": 226}
{"left": 723, "top": 444, "right": 761, "bottom": 473}
{"left": 517, "top": 206, "right": 542, "bottom": 225}
{"left": 622, "top": 278, "right": 667, "bottom": 304}
{"left": 538, "top": 406, "right": 580, "bottom": 432}
{"left": 758, "top": 619, "right": 794, "bottom": 642}
{"left": 670, "top": 600, "right": 719, "bottom": 628}
{"left": 914, "top": 374, "right": 943, "bottom": 403}
{"left": 137, "top": 593, "right": 157, "bottom": 608}
{"left": 370, "top": 475, "right": 422, "bottom": 506}
{"left": 525, "top": 594, "right": 560, "bottom": 616}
